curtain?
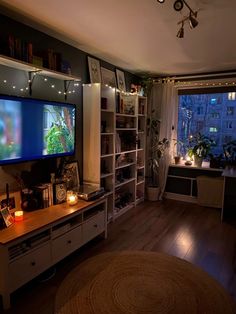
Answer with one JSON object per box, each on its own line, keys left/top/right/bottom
{"left": 150, "top": 81, "right": 178, "bottom": 199}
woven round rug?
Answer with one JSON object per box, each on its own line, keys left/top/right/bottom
{"left": 54, "top": 251, "right": 235, "bottom": 314}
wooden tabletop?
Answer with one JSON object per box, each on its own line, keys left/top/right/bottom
{"left": 0, "top": 198, "right": 105, "bottom": 245}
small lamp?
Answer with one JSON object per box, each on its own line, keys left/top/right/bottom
{"left": 66, "top": 190, "right": 78, "bottom": 206}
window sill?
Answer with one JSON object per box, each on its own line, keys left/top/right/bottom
{"left": 170, "top": 160, "right": 223, "bottom": 172}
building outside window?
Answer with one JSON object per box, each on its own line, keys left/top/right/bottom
{"left": 178, "top": 90, "right": 236, "bottom": 156}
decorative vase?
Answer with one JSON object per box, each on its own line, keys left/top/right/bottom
{"left": 146, "top": 186, "right": 160, "bottom": 201}
{"left": 194, "top": 155, "right": 203, "bottom": 167}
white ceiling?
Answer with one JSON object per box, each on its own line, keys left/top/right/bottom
{"left": 1, "top": 0, "right": 236, "bottom": 77}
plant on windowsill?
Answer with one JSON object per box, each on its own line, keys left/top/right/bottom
{"left": 187, "top": 133, "right": 215, "bottom": 167}
{"left": 173, "top": 139, "right": 185, "bottom": 164}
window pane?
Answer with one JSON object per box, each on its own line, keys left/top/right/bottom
{"left": 178, "top": 92, "right": 236, "bottom": 156}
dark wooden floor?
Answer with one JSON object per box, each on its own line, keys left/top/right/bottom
{"left": 3, "top": 199, "right": 236, "bottom": 313}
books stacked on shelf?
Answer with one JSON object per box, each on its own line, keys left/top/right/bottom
{"left": 33, "top": 183, "right": 53, "bottom": 209}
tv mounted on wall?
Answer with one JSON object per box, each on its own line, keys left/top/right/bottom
{"left": 0, "top": 95, "right": 76, "bottom": 165}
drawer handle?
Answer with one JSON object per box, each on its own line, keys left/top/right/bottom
{"left": 31, "top": 261, "right": 36, "bottom": 266}
{"left": 67, "top": 240, "right": 72, "bottom": 244}
{"left": 94, "top": 224, "right": 98, "bottom": 228}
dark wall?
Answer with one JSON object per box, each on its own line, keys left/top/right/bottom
{"left": 0, "top": 13, "right": 141, "bottom": 192}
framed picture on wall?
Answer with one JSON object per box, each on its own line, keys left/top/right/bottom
{"left": 116, "top": 69, "right": 126, "bottom": 92}
{"left": 101, "top": 67, "right": 117, "bottom": 87}
{"left": 88, "top": 56, "right": 102, "bottom": 83}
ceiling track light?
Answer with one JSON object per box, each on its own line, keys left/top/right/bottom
{"left": 176, "top": 22, "right": 184, "bottom": 38}
{"left": 189, "top": 12, "right": 198, "bottom": 29}
{"left": 157, "top": 0, "right": 199, "bottom": 38}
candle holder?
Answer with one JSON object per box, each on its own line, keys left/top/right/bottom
{"left": 14, "top": 210, "right": 24, "bottom": 222}
{"left": 66, "top": 191, "right": 78, "bottom": 206}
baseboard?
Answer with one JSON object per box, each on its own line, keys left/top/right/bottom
{"left": 164, "top": 192, "right": 197, "bottom": 204}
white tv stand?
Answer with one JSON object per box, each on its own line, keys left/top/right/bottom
{"left": 0, "top": 197, "right": 107, "bottom": 310}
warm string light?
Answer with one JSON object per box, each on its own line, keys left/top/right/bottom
{"left": 0, "top": 74, "right": 80, "bottom": 96}
{"left": 82, "top": 83, "right": 141, "bottom": 95}
{"left": 155, "top": 77, "right": 236, "bottom": 89}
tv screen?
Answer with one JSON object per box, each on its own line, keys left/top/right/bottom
{"left": 0, "top": 95, "right": 76, "bottom": 165}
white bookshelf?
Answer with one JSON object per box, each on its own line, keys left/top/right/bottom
{"left": 83, "top": 84, "right": 147, "bottom": 221}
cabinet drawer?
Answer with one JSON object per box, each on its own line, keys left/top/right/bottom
{"left": 52, "top": 225, "right": 83, "bottom": 263}
{"left": 9, "top": 243, "right": 51, "bottom": 291}
{"left": 83, "top": 210, "right": 105, "bottom": 243}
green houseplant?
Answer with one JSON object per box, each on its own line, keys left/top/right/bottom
{"left": 188, "top": 133, "right": 215, "bottom": 167}
{"left": 146, "top": 111, "right": 169, "bottom": 200}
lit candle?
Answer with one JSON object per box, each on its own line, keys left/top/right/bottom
{"left": 14, "top": 210, "right": 24, "bottom": 222}
{"left": 67, "top": 191, "right": 78, "bottom": 206}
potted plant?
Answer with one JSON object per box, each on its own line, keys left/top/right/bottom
{"left": 188, "top": 133, "right": 215, "bottom": 167}
{"left": 173, "top": 139, "right": 185, "bottom": 164}
{"left": 146, "top": 112, "right": 169, "bottom": 200}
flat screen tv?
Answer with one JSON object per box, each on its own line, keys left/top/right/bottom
{"left": 0, "top": 95, "right": 76, "bottom": 165}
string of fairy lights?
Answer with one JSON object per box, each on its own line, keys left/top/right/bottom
{"left": 82, "top": 83, "right": 143, "bottom": 96}
{"left": 155, "top": 77, "right": 236, "bottom": 88}
{"left": 0, "top": 75, "right": 141, "bottom": 97}
{"left": 0, "top": 72, "right": 80, "bottom": 96}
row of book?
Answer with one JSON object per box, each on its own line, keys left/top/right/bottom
{"left": 33, "top": 183, "right": 54, "bottom": 209}
{"left": 2, "top": 34, "right": 72, "bottom": 74}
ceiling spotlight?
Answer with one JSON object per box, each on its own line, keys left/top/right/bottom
{"left": 174, "top": 0, "right": 184, "bottom": 11}
{"left": 176, "top": 23, "right": 184, "bottom": 38}
{"left": 189, "top": 13, "right": 198, "bottom": 29}
{"left": 157, "top": 0, "right": 165, "bottom": 3}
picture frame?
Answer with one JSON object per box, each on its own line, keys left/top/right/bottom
{"left": 0, "top": 207, "right": 14, "bottom": 227}
{"left": 88, "top": 56, "right": 102, "bottom": 83}
{"left": 116, "top": 69, "right": 126, "bottom": 92}
{"left": 62, "top": 161, "right": 80, "bottom": 190}
{"left": 0, "top": 191, "right": 21, "bottom": 213}
{"left": 101, "top": 67, "right": 117, "bottom": 87}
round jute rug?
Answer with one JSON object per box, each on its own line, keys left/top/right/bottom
{"left": 54, "top": 251, "right": 236, "bottom": 314}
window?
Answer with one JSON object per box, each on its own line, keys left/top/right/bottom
{"left": 210, "top": 98, "right": 217, "bottom": 105}
{"left": 178, "top": 90, "right": 236, "bottom": 156}
{"left": 197, "top": 106, "right": 203, "bottom": 115}
{"left": 211, "top": 112, "right": 220, "bottom": 118}
{"left": 226, "top": 121, "right": 233, "bottom": 129}
{"left": 227, "top": 106, "right": 234, "bottom": 116}
{"left": 228, "top": 92, "right": 236, "bottom": 100}
{"left": 209, "top": 127, "right": 218, "bottom": 133}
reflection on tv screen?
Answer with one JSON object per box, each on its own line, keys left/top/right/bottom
{"left": 0, "top": 100, "right": 21, "bottom": 161}
{"left": 0, "top": 95, "right": 76, "bottom": 165}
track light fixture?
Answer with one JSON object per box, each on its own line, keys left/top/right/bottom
{"left": 189, "top": 12, "right": 198, "bottom": 29}
{"left": 157, "top": 0, "right": 199, "bottom": 38}
{"left": 176, "top": 22, "right": 184, "bottom": 38}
